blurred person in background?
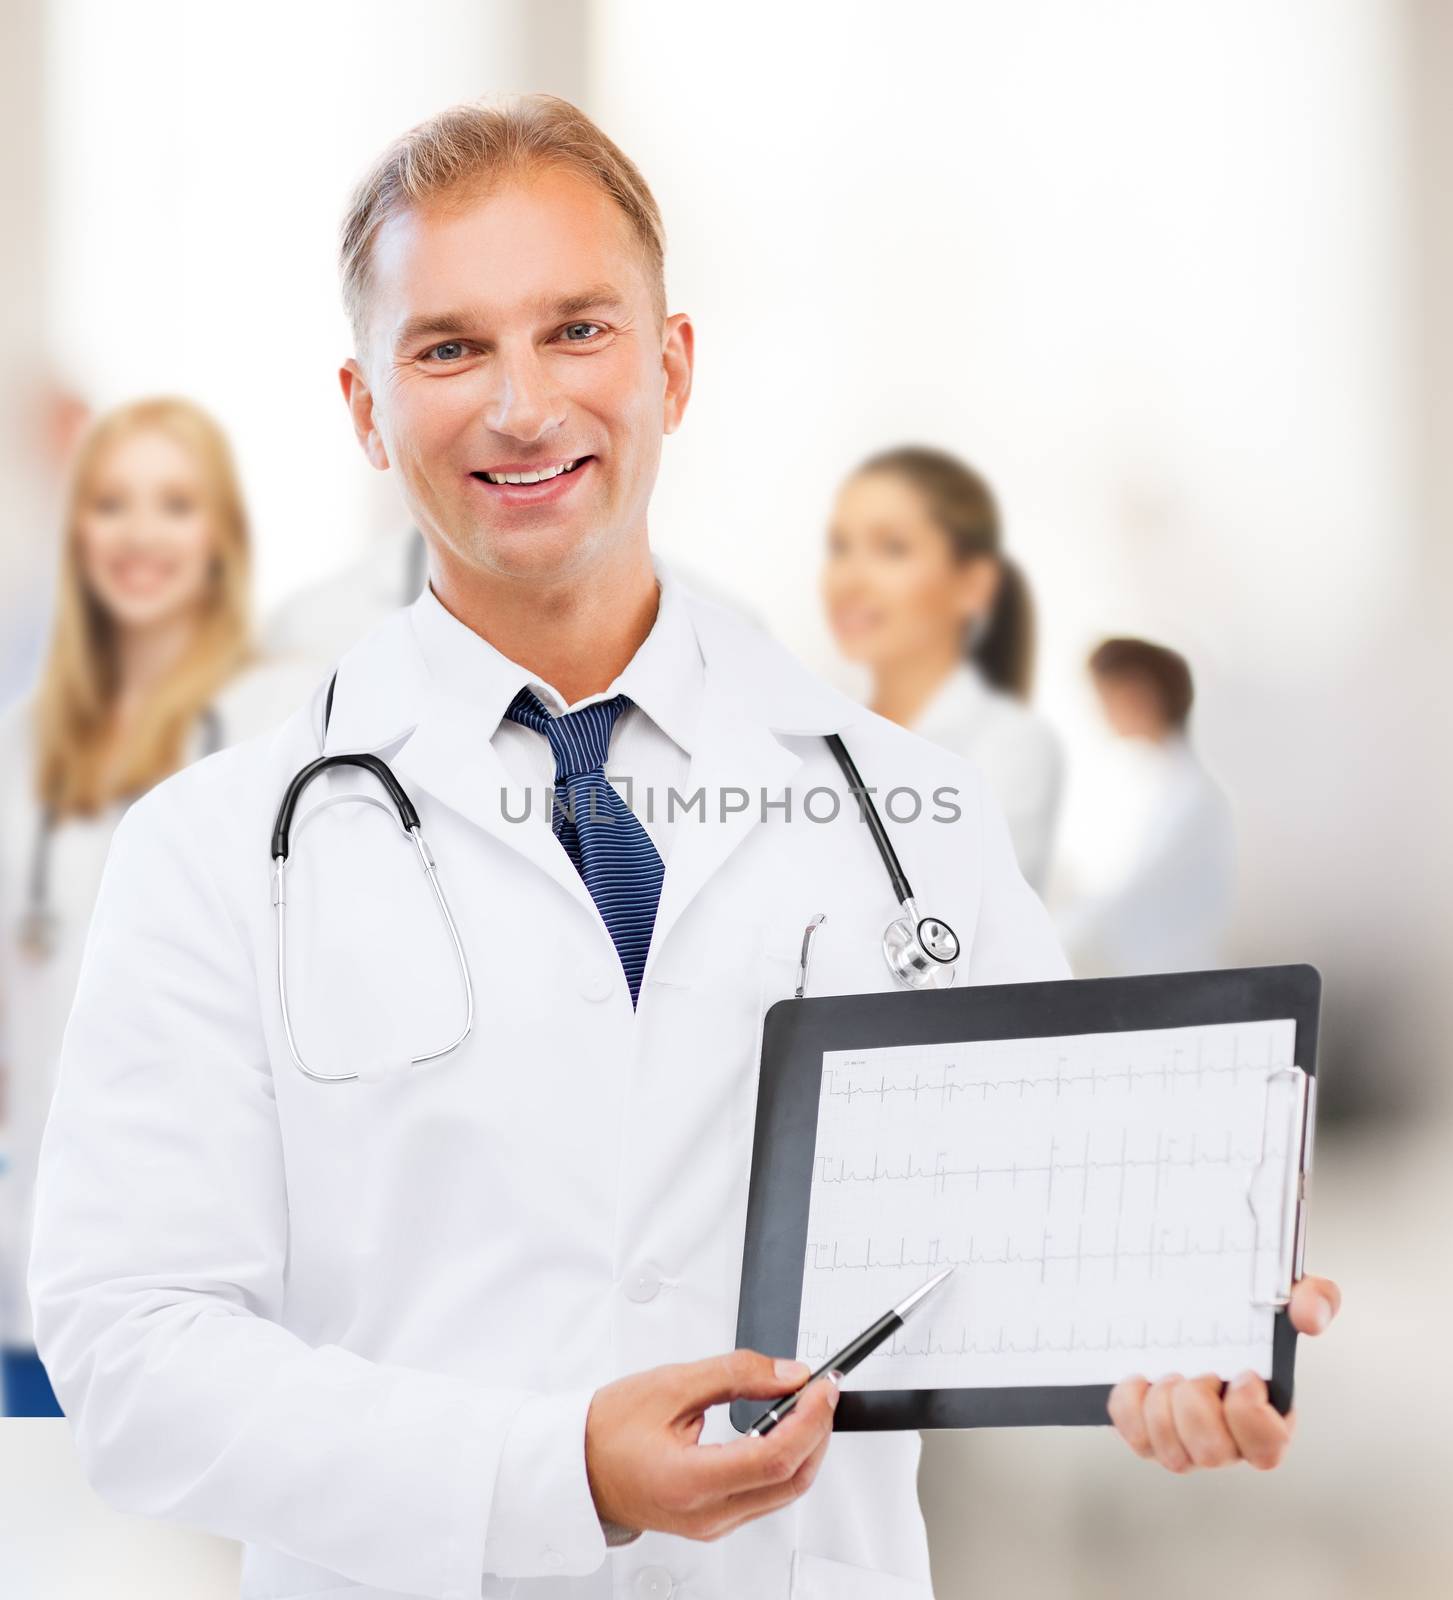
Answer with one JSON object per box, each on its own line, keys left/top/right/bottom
{"left": 1058, "top": 636, "right": 1235, "bottom": 976}
{"left": 264, "top": 522, "right": 429, "bottom": 667}
{"left": 0, "top": 396, "right": 317, "bottom": 1416}
{"left": 822, "top": 445, "right": 1064, "bottom": 891}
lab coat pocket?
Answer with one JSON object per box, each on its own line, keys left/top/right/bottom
{"left": 790, "top": 1550, "right": 936, "bottom": 1599}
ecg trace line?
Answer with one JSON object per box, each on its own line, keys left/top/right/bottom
{"left": 803, "top": 1226, "right": 1268, "bottom": 1282}
{"left": 822, "top": 1054, "right": 1281, "bottom": 1108}
{"left": 797, "top": 1316, "right": 1268, "bottom": 1364}
{"left": 813, "top": 1138, "right": 1269, "bottom": 1195}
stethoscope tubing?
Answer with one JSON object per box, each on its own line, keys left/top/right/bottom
{"left": 822, "top": 733, "right": 914, "bottom": 907}
{"left": 273, "top": 678, "right": 959, "bottom": 1081}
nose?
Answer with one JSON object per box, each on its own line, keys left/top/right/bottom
{"left": 484, "top": 340, "right": 567, "bottom": 442}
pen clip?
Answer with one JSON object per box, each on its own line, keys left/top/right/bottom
{"left": 795, "top": 913, "right": 827, "bottom": 999}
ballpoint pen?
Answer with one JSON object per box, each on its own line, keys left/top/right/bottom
{"left": 745, "top": 1265, "right": 956, "bottom": 1437}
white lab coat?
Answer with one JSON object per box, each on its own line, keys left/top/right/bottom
{"left": 910, "top": 663, "right": 1064, "bottom": 894}
{"left": 28, "top": 584, "right": 1067, "bottom": 1600}
{"left": 0, "top": 657, "right": 321, "bottom": 1348}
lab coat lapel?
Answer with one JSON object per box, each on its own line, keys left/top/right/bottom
{"left": 392, "top": 686, "right": 600, "bottom": 919}
{"left": 642, "top": 591, "right": 866, "bottom": 980}
{"left": 644, "top": 672, "right": 804, "bottom": 975}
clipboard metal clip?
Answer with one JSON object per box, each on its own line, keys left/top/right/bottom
{"left": 795, "top": 913, "right": 827, "bottom": 999}
{"left": 1245, "top": 1066, "right": 1316, "bottom": 1310}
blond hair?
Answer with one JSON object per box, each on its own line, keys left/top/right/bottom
{"left": 35, "top": 397, "right": 252, "bottom": 818}
{"left": 340, "top": 93, "right": 667, "bottom": 346}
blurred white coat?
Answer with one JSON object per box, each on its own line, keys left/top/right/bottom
{"left": 1059, "top": 734, "right": 1236, "bottom": 976}
{"left": 0, "top": 657, "right": 319, "bottom": 1348}
{"left": 910, "top": 661, "right": 1064, "bottom": 894}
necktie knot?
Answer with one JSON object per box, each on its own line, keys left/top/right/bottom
{"left": 502, "top": 683, "right": 662, "bottom": 1008}
{"left": 505, "top": 686, "right": 630, "bottom": 780}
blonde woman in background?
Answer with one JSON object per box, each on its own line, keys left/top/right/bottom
{"left": 0, "top": 397, "right": 317, "bottom": 1415}
{"left": 822, "top": 445, "right": 1064, "bottom": 891}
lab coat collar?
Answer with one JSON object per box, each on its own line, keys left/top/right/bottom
{"left": 681, "top": 578, "right": 862, "bottom": 739}
{"left": 636, "top": 582, "right": 865, "bottom": 970}
{"left": 318, "top": 553, "right": 866, "bottom": 949}
{"left": 321, "top": 556, "right": 862, "bottom": 755}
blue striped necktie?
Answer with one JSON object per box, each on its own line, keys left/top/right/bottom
{"left": 505, "top": 686, "right": 664, "bottom": 1007}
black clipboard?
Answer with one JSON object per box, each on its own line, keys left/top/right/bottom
{"left": 731, "top": 964, "right": 1320, "bottom": 1433}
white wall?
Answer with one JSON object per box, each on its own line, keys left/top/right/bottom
{"left": 0, "top": 0, "right": 54, "bottom": 700}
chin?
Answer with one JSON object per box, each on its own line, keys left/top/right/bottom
{"left": 832, "top": 633, "right": 883, "bottom": 667}
{"left": 95, "top": 590, "right": 198, "bottom": 630}
{"left": 459, "top": 521, "right": 608, "bottom": 582}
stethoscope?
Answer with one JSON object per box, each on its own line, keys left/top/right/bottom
{"left": 271, "top": 677, "right": 960, "bottom": 1084}
{"left": 18, "top": 706, "right": 223, "bottom": 963}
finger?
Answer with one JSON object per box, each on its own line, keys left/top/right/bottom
{"left": 670, "top": 1349, "right": 812, "bottom": 1415}
{"left": 1106, "top": 1378, "right": 1155, "bottom": 1459}
{"left": 1223, "top": 1371, "right": 1292, "bottom": 1470}
{"left": 1171, "top": 1375, "right": 1239, "bottom": 1468}
{"left": 1142, "top": 1376, "right": 1193, "bottom": 1473}
{"left": 1288, "top": 1275, "right": 1341, "bottom": 1336}
{"left": 676, "top": 1375, "right": 839, "bottom": 1503}
{"left": 703, "top": 1425, "right": 834, "bottom": 1539}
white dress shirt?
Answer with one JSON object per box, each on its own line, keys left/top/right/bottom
{"left": 411, "top": 563, "right": 703, "bottom": 864}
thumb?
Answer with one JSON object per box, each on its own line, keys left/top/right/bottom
{"left": 671, "top": 1349, "right": 812, "bottom": 1412}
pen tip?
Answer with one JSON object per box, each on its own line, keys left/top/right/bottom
{"left": 896, "top": 1264, "right": 957, "bottom": 1320}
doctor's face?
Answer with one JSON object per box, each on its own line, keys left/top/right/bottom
{"left": 342, "top": 167, "right": 692, "bottom": 585}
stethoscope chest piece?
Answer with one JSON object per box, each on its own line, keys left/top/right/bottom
{"left": 882, "top": 898, "right": 960, "bottom": 991}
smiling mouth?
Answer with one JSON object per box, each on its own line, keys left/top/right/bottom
{"left": 470, "top": 456, "right": 592, "bottom": 486}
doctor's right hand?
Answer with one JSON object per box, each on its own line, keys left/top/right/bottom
{"left": 585, "top": 1350, "right": 839, "bottom": 1541}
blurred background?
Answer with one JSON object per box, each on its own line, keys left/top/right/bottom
{"left": 1, "top": 0, "right": 1449, "bottom": 1595}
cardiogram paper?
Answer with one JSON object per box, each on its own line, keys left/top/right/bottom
{"left": 797, "top": 1019, "right": 1296, "bottom": 1389}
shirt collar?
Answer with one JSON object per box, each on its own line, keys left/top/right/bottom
{"left": 408, "top": 556, "right": 704, "bottom": 757}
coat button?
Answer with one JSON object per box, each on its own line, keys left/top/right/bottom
{"left": 624, "top": 1263, "right": 663, "bottom": 1303}
{"left": 580, "top": 966, "right": 614, "bottom": 1002}
{"left": 634, "top": 1566, "right": 674, "bottom": 1599}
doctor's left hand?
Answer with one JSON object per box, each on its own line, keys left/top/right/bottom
{"left": 1106, "top": 1273, "right": 1341, "bottom": 1473}
{"left": 585, "top": 1349, "right": 838, "bottom": 1541}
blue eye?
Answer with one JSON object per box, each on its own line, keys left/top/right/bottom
{"left": 562, "top": 322, "right": 604, "bottom": 342}
{"left": 427, "top": 342, "right": 466, "bottom": 362}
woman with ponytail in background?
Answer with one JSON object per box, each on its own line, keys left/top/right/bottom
{"left": 0, "top": 398, "right": 316, "bottom": 1416}
{"left": 822, "top": 445, "right": 1064, "bottom": 891}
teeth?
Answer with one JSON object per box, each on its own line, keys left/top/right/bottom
{"left": 484, "top": 458, "right": 578, "bottom": 485}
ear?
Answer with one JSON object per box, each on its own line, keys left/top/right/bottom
{"left": 953, "top": 554, "right": 1002, "bottom": 623}
{"left": 339, "top": 359, "right": 391, "bottom": 471}
{"left": 660, "top": 312, "right": 695, "bottom": 435}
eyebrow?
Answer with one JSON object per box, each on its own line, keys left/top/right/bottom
{"left": 392, "top": 285, "right": 629, "bottom": 352}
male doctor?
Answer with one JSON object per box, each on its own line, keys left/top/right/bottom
{"left": 29, "top": 95, "right": 1340, "bottom": 1600}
